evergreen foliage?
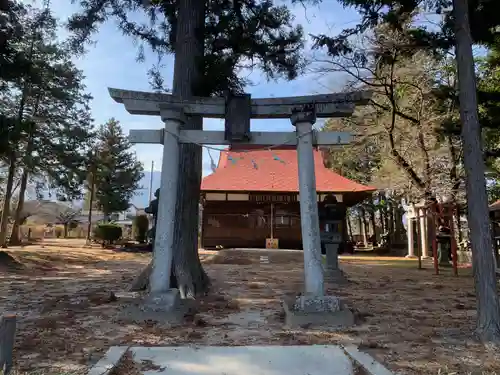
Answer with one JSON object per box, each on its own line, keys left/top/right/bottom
{"left": 93, "top": 222, "right": 123, "bottom": 246}
{"left": 133, "top": 214, "right": 149, "bottom": 244}
{"left": 67, "top": 0, "right": 305, "bottom": 96}
{"left": 0, "top": 0, "right": 26, "bottom": 84}
{"left": 1, "top": 5, "right": 94, "bottom": 190}
{"left": 0, "top": 4, "right": 95, "bottom": 246}
{"left": 312, "top": 0, "right": 499, "bottom": 56}
{"left": 93, "top": 119, "right": 144, "bottom": 219}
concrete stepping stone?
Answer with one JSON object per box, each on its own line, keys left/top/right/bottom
{"left": 88, "top": 345, "right": 394, "bottom": 375}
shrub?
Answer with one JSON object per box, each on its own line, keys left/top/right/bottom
{"left": 55, "top": 227, "right": 63, "bottom": 238}
{"left": 133, "top": 215, "right": 149, "bottom": 243}
{"left": 69, "top": 221, "right": 79, "bottom": 230}
{"left": 93, "top": 223, "right": 122, "bottom": 246}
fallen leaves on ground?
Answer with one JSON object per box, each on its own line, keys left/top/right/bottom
{"left": 0, "top": 242, "right": 498, "bottom": 374}
{"left": 109, "top": 350, "right": 140, "bottom": 375}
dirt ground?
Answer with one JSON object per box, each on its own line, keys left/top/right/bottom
{"left": 0, "top": 239, "right": 499, "bottom": 375}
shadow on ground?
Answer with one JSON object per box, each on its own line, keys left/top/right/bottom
{"left": 0, "top": 242, "right": 497, "bottom": 375}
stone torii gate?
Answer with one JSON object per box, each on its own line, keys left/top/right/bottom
{"left": 109, "top": 88, "right": 372, "bottom": 324}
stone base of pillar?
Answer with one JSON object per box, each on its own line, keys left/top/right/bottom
{"left": 405, "top": 254, "right": 417, "bottom": 259}
{"left": 324, "top": 268, "right": 348, "bottom": 284}
{"left": 118, "top": 288, "right": 188, "bottom": 325}
{"left": 282, "top": 295, "right": 354, "bottom": 329}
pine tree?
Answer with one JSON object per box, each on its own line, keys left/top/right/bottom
{"left": 168, "top": 0, "right": 208, "bottom": 297}
{"left": 0, "top": 0, "right": 25, "bottom": 158}
{"left": 0, "top": 5, "right": 49, "bottom": 247}
{"left": 0, "top": 0, "right": 25, "bottom": 84}
{"left": 67, "top": 0, "right": 304, "bottom": 95}
{"left": 67, "top": 0, "right": 306, "bottom": 296}
{"left": 0, "top": 5, "right": 95, "bottom": 246}
{"left": 93, "top": 119, "right": 144, "bottom": 220}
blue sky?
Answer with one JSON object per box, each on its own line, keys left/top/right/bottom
{"left": 43, "top": 0, "right": 361, "bottom": 177}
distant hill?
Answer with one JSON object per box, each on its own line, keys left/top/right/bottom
{"left": 21, "top": 171, "right": 161, "bottom": 210}
{"left": 21, "top": 171, "right": 175, "bottom": 214}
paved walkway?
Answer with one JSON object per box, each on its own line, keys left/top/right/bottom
{"left": 89, "top": 345, "right": 394, "bottom": 375}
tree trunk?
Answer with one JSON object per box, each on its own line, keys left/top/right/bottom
{"left": 170, "top": 0, "right": 210, "bottom": 298}
{"left": 380, "top": 205, "right": 386, "bottom": 234}
{"left": 370, "top": 205, "right": 377, "bottom": 244}
{"left": 86, "top": 168, "right": 96, "bottom": 244}
{"left": 448, "top": 135, "right": 464, "bottom": 243}
{"left": 394, "top": 200, "right": 404, "bottom": 244}
{"left": 384, "top": 207, "right": 390, "bottom": 234}
{"left": 0, "top": 153, "right": 16, "bottom": 248}
{"left": 455, "top": 206, "right": 464, "bottom": 244}
{"left": 453, "top": 0, "right": 500, "bottom": 342}
{"left": 388, "top": 200, "right": 395, "bottom": 242}
{"left": 0, "top": 34, "right": 34, "bottom": 248}
{"left": 357, "top": 211, "right": 364, "bottom": 245}
{"left": 8, "top": 167, "right": 29, "bottom": 245}
{"left": 347, "top": 213, "right": 353, "bottom": 241}
{"left": 360, "top": 208, "right": 368, "bottom": 245}
{"left": 0, "top": 39, "right": 32, "bottom": 248}
{"left": 10, "top": 101, "right": 39, "bottom": 246}
{"left": 380, "top": 192, "right": 388, "bottom": 234}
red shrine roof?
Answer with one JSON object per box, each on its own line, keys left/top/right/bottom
{"left": 201, "top": 145, "right": 376, "bottom": 193}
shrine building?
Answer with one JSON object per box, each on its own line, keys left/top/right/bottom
{"left": 200, "top": 145, "right": 375, "bottom": 250}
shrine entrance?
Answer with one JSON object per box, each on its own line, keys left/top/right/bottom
{"left": 109, "top": 87, "right": 371, "bottom": 325}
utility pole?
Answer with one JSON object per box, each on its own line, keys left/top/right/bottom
{"left": 148, "top": 161, "right": 154, "bottom": 203}
{"left": 86, "top": 153, "right": 97, "bottom": 245}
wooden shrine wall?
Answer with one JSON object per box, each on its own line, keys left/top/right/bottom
{"left": 201, "top": 199, "right": 303, "bottom": 249}
{"left": 200, "top": 191, "right": 349, "bottom": 249}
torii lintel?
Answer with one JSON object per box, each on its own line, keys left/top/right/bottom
{"left": 107, "top": 88, "right": 373, "bottom": 119}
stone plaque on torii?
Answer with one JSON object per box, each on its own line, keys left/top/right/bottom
{"left": 108, "top": 88, "right": 372, "bottom": 325}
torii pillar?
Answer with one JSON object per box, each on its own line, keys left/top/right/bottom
{"left": 291, "top": 105, "right": 324, "bottom": 296}
{"left": 149, "top": 109, "right": 183, "bottom": 295}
